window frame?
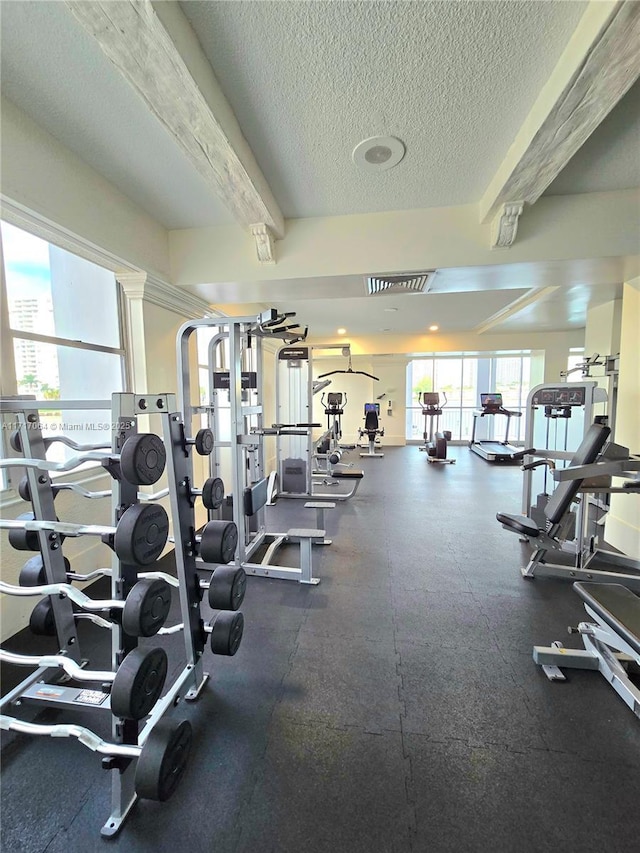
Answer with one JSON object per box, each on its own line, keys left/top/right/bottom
{"left": 0, "top": 216, "right": 129, "bottom": 494}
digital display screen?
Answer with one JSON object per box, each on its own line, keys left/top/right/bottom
{"left": 481, "top": 393, "right": 503, "bottom": 407}
{"left": 532, "top": 387, "right": 586, "bottom": 406}
{"left": 364, "top": 403, "right": 380, "bottom": 415}
{"left": 422, "top": 392, "right": 439, "bottom": 406}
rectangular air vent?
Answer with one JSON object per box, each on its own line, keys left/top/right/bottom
{"left": 365, "top": 271, "right": 434, "bottom": 295}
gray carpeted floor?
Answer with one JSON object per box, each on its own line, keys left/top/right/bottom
{"left": 2, "top": 445, "right": 639, "bottom": 852}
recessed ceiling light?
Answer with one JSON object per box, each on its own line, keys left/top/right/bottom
{"left": 337, "top": 327, "right": 346, "bottom": 335}
{"left": 352, "top": 136, "right": 405, "bottom": 172}
{"left": 383, "top": 307, "right": 398, "bottom": 313}
{"left": 429, "top": 324, "right": 439, "bottom": 332}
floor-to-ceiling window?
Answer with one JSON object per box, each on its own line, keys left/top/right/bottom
{"left": 0, "top": 221, "right": 126, "bottom": 488}
{"left": 406, "top": 353, "right": 532, "bottom": 442}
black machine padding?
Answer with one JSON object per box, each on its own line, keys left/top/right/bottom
{"left": 364, "top": 410, "right": 379, "bottom": 431}
{"left": 574, "top": 582, "right": 640, "bottom": 657}
{"left": 543, "top": 423, "right": 610, "bottom": 525}
{"left": 495, "top": 513, "right": 539, "bottom": 538}
{"left": 330, "top": 470, "right": 364, "bottom": 479}
{"left": 243, "top": 478, "right": 269, "bottom": 516}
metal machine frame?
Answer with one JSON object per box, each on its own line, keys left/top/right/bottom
{"left": 275, "top": 342, "right": 364, "bottom": 500}
{"left": 177, "top": 311, "right": 324, "bottom": 584}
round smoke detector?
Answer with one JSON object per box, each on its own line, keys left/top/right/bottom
{"left": 352, "top": 136, "right": 405, "bottom": 172}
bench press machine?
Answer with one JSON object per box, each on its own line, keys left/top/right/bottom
{"left": 533, "top": 582, "right": 640, "bottom": 720}
{"left": 496, "top": 423, "right": 640, "bottom": 590}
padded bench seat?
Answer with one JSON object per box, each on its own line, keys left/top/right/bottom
{"left": 496, "top": 512, "right": 540, "bottom": 538}
{"left": 574, "top": 582, "right": 640, "bottom": 657}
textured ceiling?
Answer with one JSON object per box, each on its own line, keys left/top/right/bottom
{"left": 0, "top": 0, "right": 637, "bottom": 339}
{"left": 0, "top": 0, "right": 234, "bottom": 229}
{"left": 544, "top": 78, "right": 640, "bottom": 196}
{"left": 181, "top": 0, "right": 587, "bottom": 218}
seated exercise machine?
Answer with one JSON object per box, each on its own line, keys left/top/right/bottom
{"left": 359, "top": 403, "right": 384, "bottom": 458}
{"left": 469, "top": 392, "right": 522, "bottom": 462}
{"left": 419, "top": 392, "right": 455, "bottom": 464}
{"left": 496, "top": 422, "right": 640, "bottom": 590}
{"left": 533, "top": 581, "right": 640, "bottom": 721}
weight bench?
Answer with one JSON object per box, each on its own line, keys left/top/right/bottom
{"left": 496, "top": 423, "right": 640, "bottom": 591}
{"left": 304, "top": 502, "right": 335, "bottom": 545}
{"left": 533, "top": 582, "right": 640, "bottom": 719}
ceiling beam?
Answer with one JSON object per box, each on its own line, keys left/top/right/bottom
{"left": 65, "top": 0, "right": 285, "bottom": 251}
{"left": 480, "top": 1, "right": 640, "bottom": 239}
{"left": 474, "top": 287, "right": 560, "bottom": 334}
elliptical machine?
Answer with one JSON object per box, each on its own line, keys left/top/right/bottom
{"left": 318, "top": 392, "right": 355, "bottom": 469}
{"left": 419, "top": 392, "right": 455, "bottom": 464}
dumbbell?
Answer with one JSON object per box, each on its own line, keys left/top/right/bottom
{"left": 0, "top": 645, "right": 168, "bottom": 720}
{"left": 205, "top": 565, "right": 246, "bottom": 611}
{"left": 1, "top": 576, "right": 172, "bottom": 637}
{"left": 203, "top": 610, "right": 244, "bottom": 656}
{"left": 184, "top": 428, "right": 214, "bottom": 456}
{"left": 5, "top": 431, "right": 166, "bottom": 486}
{"left": 2, "top": 503, "right": 169, "bottom": 565}
{"left": 195, "top": 519, "right": 238, "bottom": 565}
{"left": 0, "top": 715, "right": 192, "bottom": 804}
{"left": 192, "top": 477, "right": 225, "bottom": 511}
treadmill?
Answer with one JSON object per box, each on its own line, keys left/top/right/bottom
{"left": 469, "top": 392, "right": 522, "bottom": 462}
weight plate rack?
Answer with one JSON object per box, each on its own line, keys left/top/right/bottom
{"left": 0, "top": 393, "right": 246, "bottom": 837}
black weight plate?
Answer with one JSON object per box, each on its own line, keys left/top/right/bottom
{"left": 8, "top": 512, "right": 40, "bottom": 552}
{"left": 135, "top": 719, "right": 192, "bottom": 802}
{"left": 120, "top": 433, "right": 166, "bottom": 486}
{"left": 210, "top": 611, "right": 244, "bottom": 656}
{"left": 114, "top": 504, "right": 169, "bottom": 566}
{"left": 201, "top": 477, "right": 225, "bottom": 510}
{"left": 208, "top": 566, "right": 246, "bottom": 611}
{"left": 18, "top": 476, "right": 31, "bottom": 502}
{"left": 29, "top": 598, "right": 56, "bottom": 636}
{"left": 110, "top": 646, "right": 168, "bottom": 721}
{"left": 10, "top": 430, "right": 22, "bottom": 452}
{"left": 19, "top": 555, "right": 47, "bottom": 586}
{"left": 199, "top": 520, "right": 238, "bottom": 565}
{"left": 19, "top": 554, "right": 71, "bottom": 586}
{"left": 122, "top": 578, "right": 172, "bottom": 637}
{"left": 194, "top": 428, "right": 214, "bottom": 456}
{"left": 18, "top": 476, "right": 59, "bottom": 503}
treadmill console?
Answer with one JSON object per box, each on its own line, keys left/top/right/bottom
{"left": 480, "top": 392, "right": 503, "bottom": 412}
{"left": 531, "top": 387, "right": 586, "bottom": 406}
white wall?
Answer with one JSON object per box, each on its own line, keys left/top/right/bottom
{"left": 169, "top": 189, "right": 640, "bottom": 286}
{"left": 606, "top": 279, "right": 640, "bottom": 559}
{"left": 1, "top": 96, "right": 170, "bottom": 280}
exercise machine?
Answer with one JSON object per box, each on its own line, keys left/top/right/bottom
{"left": 178, "top": 310, "right": 329, "bottom": 584}
{"left": 469, "top": 392, "right": 522, "bottom": 462}
{"left": 419, "top": 392, "right": 455, "bottom": 464}
{"left": 533, "top": 581, "right": 640, "bottom": 720}
{"left": 275, "top": 343, "right": 365, "bottom": 500}
{"left": 521, "top": 380, "right": 609, "bottom": 523}
{"left": 496, "top": 422, "right": 640, "bottom": 589}
{"left": 359, "top": 403, "right": 384, "bottom": 458}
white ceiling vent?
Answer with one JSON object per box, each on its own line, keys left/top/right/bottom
{"left": 365, "top": 272, "right": 435, "bottom": 296}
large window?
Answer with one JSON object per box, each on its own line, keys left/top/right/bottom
{"left": 407, "top": 353, "right": 531, "bottom": 442}
{"left": 1, "top": 221, "right": 126, "bottom": 484}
